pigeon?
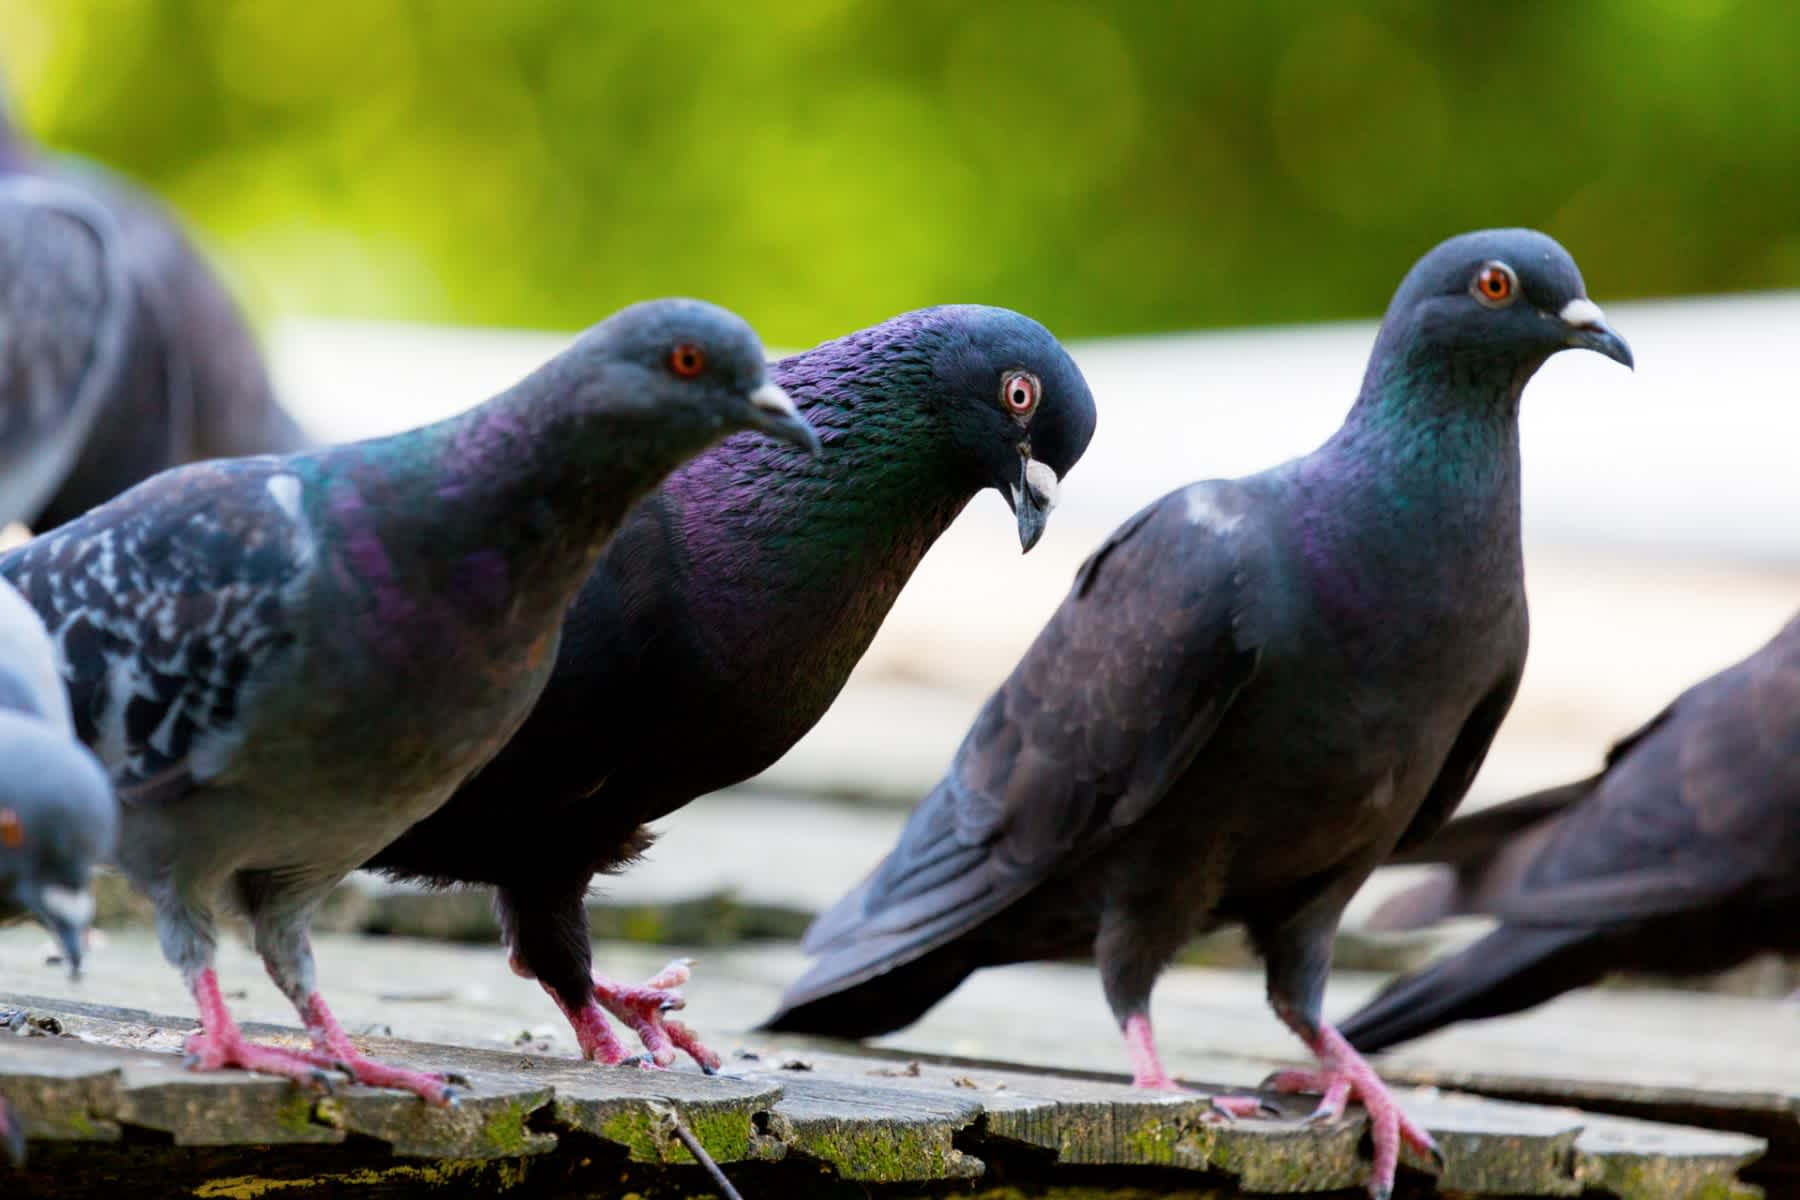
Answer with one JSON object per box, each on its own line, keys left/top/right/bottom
{"left": 0, "top": 176, "right": 132, "bottom": 527}
{"left": 1341, "top": 612, "right": 1800, "bottom": 1054}
{"left": 0, "top": 577, "right": 117, "bottom": 1166}
{"left": 368, "top": 305, "right": 1097, "bottom": 1070}
{"left": 0, "top": 90, "right": 308, "bottom": 531}
{"left": 764, "top": 231, "right": 1633, "bottom": 1200}
{"left": 2, "top": 299, "right": 817, "bottom": 1103}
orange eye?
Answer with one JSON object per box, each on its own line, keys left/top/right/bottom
{"left": 1002, "top": 370, "right": 1040, "bottom": 416}
{"left": 0, "top": 809, "right": 21, "bottom": 849}
{"left": 669, "top": 343, "right": 706, "bottom": 378}
{"left": 1472, "top": 262, "right": 1516, "bottom": 306}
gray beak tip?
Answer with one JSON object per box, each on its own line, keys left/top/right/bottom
{"left": 747, "top": 381, "right": 821, "bottom": 455}
{"left": 1558, "top": 299, "right": 1633, "bottom": 371}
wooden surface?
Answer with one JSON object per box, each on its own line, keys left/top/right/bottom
{"left": 0, "top": 991, "right": 1767, "bottom": 1198}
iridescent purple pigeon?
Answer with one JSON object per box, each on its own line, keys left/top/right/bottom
{"left": 369, "top": 306, "right": 1097, "bottom": 1070}
{"left": 2, "top": 299, "right": 816, "bottom": 1105}
{"left": 766, "top": 231, "right": 1633, "bottom": 1200}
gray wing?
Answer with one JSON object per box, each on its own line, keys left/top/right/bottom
{"left": 0, "top": 176, "right": 132, "bottom": 526}
{"left": 785, "top": 484, "right": 1262, "bottom": 1005}
{"left": 0, "top": 457, "right": 313, "bottom": 804}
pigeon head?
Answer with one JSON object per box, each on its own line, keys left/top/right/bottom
{"left": 919, "top": 306, "right": 1098, "bottom": 551}
{"left": 1370, "top": 229, "right": 1633, "bottom": 392}
{"left": 558, "top": 298, "right": 819, "bottom": 455}
{"left": 0, "top": 715, "right": 116, "bottom": 976}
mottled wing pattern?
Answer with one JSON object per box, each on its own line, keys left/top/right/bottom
{"left": 790, "top": 484, "right": 1261, "bottom": 999}
{"left": 0, "top": 176, "right": 132, "bottom": 526}
{"left": 1487, "top": 615, "right": 1800, "bottom": 926}
{"left": 0, "top": 458, "right": 314, "bottom": 803}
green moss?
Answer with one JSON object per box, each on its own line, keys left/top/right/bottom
{"left": 482, "top": 1101, "right": 534, "bottom": 1156}
{"left": 1581, "top": 1156, "right": 1763, "bottom": 1200}
{"left": 272, "top": 1091, "right": 321, "bottom": 1136}
{"left": 788, "top": 1123, "right": 976, "bottom": 1181}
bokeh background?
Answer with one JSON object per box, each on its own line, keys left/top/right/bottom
{"left": 7, "top": 0, "right": 1800, "bottom": 342}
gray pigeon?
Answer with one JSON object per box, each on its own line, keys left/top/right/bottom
{"left": 0, "top": 91, "right": 309, "bottom": 531}
{"left": 766, "top": 230, "right": 1633, "bottom": 1199}
{"left": 0, "top": 177, "right": 132, "bottom": 527}
{"left": 1342, "top": 611, "right": 1800, "bottom": 1053}
{"left": 3, "top": 299, "right": 816, "bottom": 1105}
{"left": 0, "top": 576, "right": 117, "bottom": 1166}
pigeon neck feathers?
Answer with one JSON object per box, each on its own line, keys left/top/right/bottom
{"left": 307, "top": 361, "right": 721, "bottom": 655}
{"left": 660, "top": 317, "right": 974, "bottom": 669}
{"left": 1283, "top": 329, "right": 1527, "bottom": 623}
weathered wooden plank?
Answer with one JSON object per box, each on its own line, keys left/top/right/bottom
{"left": 0, "top": 1036, "right": 123, "bottom": 1143}
{"left": 0, "top": 991, "right": 1771, "bottom": 1198}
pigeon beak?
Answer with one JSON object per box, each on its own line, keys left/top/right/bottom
{"left": 1006, "top": 449, "right": 1060, "bottom": 553}
{"left": 29, "top": 883, "right": 94, "bottom": 978}
{"left": 744, "top": 381, "right": 822, "bottom": 456}
{"left": 1558, "top": 298, "right": 1634, "bottom": 370}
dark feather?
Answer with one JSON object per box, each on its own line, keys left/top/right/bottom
{"left": 1345, "top": 612, "right": 1800, "bottom": 1052}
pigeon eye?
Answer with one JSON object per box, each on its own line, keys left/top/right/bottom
{"left": 1002, "top": 370, "right": 1040, "bottom": 417}
{"left": 1471, "top": 262, "right": 1517, "bottom": 307}
{"left": 0, "top": 809, "right": 20, "bottom": 849}
{"left": 668, "top": 343, "right": 706, "bottom": 378}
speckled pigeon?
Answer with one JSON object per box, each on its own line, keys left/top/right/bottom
{"left": 0, "top": 176, "right": 132, "bottom": 527}
{"left": 1342, "top": 611, "right": 1800, "bottom": 1054}
{"left": 764, "top": 231, "right": 1633, "bottom": 1199}
{"left": 369, "top": 306, "right": 1097, "bottom": 1070}
{"left": 0, "top": 576, "right": 116, "bottom": 1166}
{"left": 0, "top": 91, "right": 308, "bottom": 530}
{"left": 2, "top": 299, "right": 816, "bottom": 1103}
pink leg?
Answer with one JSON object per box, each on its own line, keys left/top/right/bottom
{"left": 295, "top": 993, "right": 463, "bottom": 1106}
{"left": 1268, "top": 1019, "right": 1443, "bottom": 1199}
{"left": 182, "top": 968, "right": 335, "bottom": 1089}
{"left": 508, "top": 949, "right": 635, "bottom": 1066}
{"left": 1122, "top": 1012, "right": 1186, "bottom": 1090}
{"left": 591, "top": 959, "right": 721, "bottom": 1073}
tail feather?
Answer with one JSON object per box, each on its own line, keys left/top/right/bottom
{"left": 1363, "top": 869, "right": 1461, "bottom": 933}
{"left": 1339, "top": 925, "right": 1600, "bottom": 1054}
{"left": 761, "top": 943, "right": 977, "bottom": 1038}
{"left": 1368, "top": 779, "right": 1597, "bottom": 933}
{"left": 1390, "top": 779, "right": 1592, "bottom": 868}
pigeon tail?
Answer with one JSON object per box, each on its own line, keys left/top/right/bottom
{"left": 760, "top": 941, "right": 977, "bottom": 1038}
{"left": 1338, "top": 925, "right": 1598, "bottom": 1054}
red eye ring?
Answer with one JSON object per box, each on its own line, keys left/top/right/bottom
{"left": 1472, "top": 262, "right": 1516, "bottom": 307}
{"left": 669, "top": 343, "right": 706, "bottom": 378}
{"left": 1002, "top": 370, "right": 1040, "bottom": 415}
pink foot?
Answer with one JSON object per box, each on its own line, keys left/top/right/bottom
{"left": 1122, "top": 1012, "right": 1187, "bottom": 1090}
{"left": 297, "top": 993, "right": 464, "bottom": 1106}
{"left": 1272, "top": 1022, "right": 1443, "bottom": 1199}
{"left": 184, "top": 969, "right": 335, "bottom": 1091}
{"left": 592, "top": 959, "right": 720, "bottom": 1073}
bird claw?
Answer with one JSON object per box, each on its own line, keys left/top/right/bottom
{"left": 1207, "top": 1093, "right": 1274, "bottom": 1122}
{"left": 591, "top": 961, "right": 721, "bottom": 1073}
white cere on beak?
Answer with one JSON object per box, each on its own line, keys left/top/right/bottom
{"left": 39, "top": 883, "right": 94, "bottom": 931}
{"left": 750, "top": 381, "right": 800, "bottom": 420}
{"left": 1558, "top": 298, "right": 1607, "bottom": 330}
{"left": 1022, "top": 457, "right": 1061, "bottom": 512}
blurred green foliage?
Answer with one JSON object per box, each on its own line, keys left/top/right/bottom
{"left": 5, "top": 0, "right": 1798, "bottom": 343}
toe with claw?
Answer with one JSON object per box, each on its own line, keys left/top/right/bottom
{"left": 592, "top": 959, "right": 722, "bottom": 1072}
